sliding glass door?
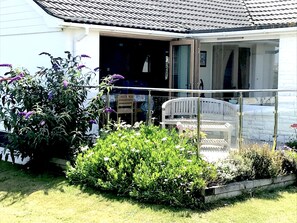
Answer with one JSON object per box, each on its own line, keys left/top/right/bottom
{"left": 169, "top": 39, "right": 199, "bottom": 96}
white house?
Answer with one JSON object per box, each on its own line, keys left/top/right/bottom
{"left": 0, "top": 0, "right": 297, "bottom": 143}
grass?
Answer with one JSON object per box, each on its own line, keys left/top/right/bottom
{"left": 0, "top": 161, "right": 297, "bottom": 223}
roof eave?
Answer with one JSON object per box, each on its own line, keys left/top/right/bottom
{"left": 61, "top": 22, "right": 188, "bottom": 40}
{"left": 189, "top": 25, "right": 297, "bottom": 42}
{"left": 190, "top": 23, "right": 297, "bottom": 34}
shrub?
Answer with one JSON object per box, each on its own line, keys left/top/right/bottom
{"left": 214, "top": 153, "right": 254, "bottom": 184}
{"left": 0, "top": 52, "right": 122, "bottom": 169}
{"left": 285, "top": 140, "right": 297, "bottom": 152}
{"left": 66, "top": 123, "right": 217, "bottom": 207}
{"left": 214, "top": 144, "right": 286, "bottom": 184}
{"left": 285, "top": 123, "right": 297, "bottom": 152}
{"left": 241, "top": 144, "right": 284, "bottom": 179}
{"left": 281, "top": 150, "right": 297, "bottom": 174}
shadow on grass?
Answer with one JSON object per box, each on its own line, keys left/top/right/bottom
{"left": 1, "top": 160, "right": 296, "bottom": 216}
{"left": 0, "top": 161, "right": 66, "bottom": 206}
{"left": 74, "top": 176, "right": 297, "bottom": 215}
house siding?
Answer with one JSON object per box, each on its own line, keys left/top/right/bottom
{"left": 0, "top": 0, "right": 61, "bottom": 36}
{"left": 278, "top": 34, "right": 297, "bottom": 108}
{"left": 243, "top": 33, "right": 297, "bottom": 144}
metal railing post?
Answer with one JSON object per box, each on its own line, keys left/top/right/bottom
{"left": 272, "top": 93, "right": 278, "bottom": 150}
{"left": 147, "top": 90, "right": 152, "bottom": 125}
{"left": 197, "top": 96, "right": 201, "bottom": 157}
{"left": 106, "top": 91, "right": 110, "bottom": 126}
{"left": 238, "top": 92, "right": 243, "bottom": 150}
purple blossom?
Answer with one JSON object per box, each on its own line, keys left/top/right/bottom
{"left": 39, "top": 120, "right": 46, "bottom": 126}
{"left": 18, "top": 111, "right": 27, "bottom": 116}
{"left": 77, "top": 65, "right": 86, "bottom": 70}
{"left": 89, "top": 119, "right": 96, "bottom": 124}
{"left": 53, "top": 63, "right": 60, "bottom": 71}
{"left": 48, "top": 91, "right": 53, "bottom": 100}
{"left": 104, "top": 107, "right": 115, "bottom": 113}
{"left": 25, "top": 111, "right": 34, "bottom": 119}
{"left": 109, "top": 74, "right": 124, "bottom": 84}
{"left": 111, "top": 74, "right": 124, "bottom": 80}
{"left": 63, "top": 80, "right": 68, "bottom": 89}
{"left": 8, "top": 75, "right": 22, "bottom": 84}
{"left": 81, "top": 54, "right": 91, "bottom": 58}
{"left": 0, "top": 64, "right": 12, "bottom": 68}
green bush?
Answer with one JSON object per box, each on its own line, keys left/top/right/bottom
{"left": 281, "top": 150, "right": 297, "bottom": 174}
{"left": 214, "top": 144, "right": 287, "bottom": 184}
{"left": 215, "top": 153, "right": 254, "bottom": 184}
{"left": 285, "top": 140, "right": 297, "bottom": 152}
{"left": 66, "top": 123, "right": 217, "bottom": 207}
{"left": 241, "top": 144, "right": 284, "bottom": 179}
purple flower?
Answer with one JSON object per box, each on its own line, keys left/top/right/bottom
{"left": 81, "top": 54, "right": 91, "bottom": 58}
{"left": 0, "top": 64, "right": 12, "bottom": 68}
{"left": 18, "top": 111, "right": 27, "bottom": 116}
{"left": 25, "top": 111, "right": 34, "bottom": 119}
{"left": 39, "top": 120, "right": 46, "bottom": 126}
{"left": 77, "top": 65, "right": 86, "bottom": 70}
{"left": 89, "top": 119, "right": 96, "bottom": 124}
{"left": 109, "top": 74, "right": 124, "bottom": 84}
{"left": 48, "top": 91, "right": 53, "bottom": 100}
{"left": 8, "top": 75, "right": 22, "bottom": 84}
{"left": 53, "top": 63, "right": 60, "bottom": 71}
{"left": 104, "top": 107, "right": 115, "bottom": 113}
{"left": 111, "top": 74, "right": 124, "bottom": 80}
{"left": 63, "top": 80, "right": 68, "bottom": 89}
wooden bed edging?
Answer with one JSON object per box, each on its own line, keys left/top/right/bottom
{"left": 203, "top": 174, "right": 296, "bottom": 203}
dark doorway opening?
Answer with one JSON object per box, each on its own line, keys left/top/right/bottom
{"left": 100, "top": 36, "right": 169, "bottom": 89}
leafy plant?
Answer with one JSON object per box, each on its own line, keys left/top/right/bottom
{"left": 214, "top": 144, "right": 285, "bottom": 184}
{"left": 0, "top": 52, "right": 123, "bottom": 169}
{"left": 214, "top": 153, "right": 254, "bottom": 184}
{"left": 240, "top": 144, "right": 284, "bottom": 179}
{"left": 285, "top": 123, "right": 297, "bottom": 152}
{"left": 66, "top": 123, "right": 216, "bottom": 208}
{"left": 281, "top": 150, "right": 297, "bottom": 174}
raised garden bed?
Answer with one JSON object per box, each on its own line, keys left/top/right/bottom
{"left": 203, "top": 174, "right": 296, "bottom": 203}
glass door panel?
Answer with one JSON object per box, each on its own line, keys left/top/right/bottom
{"left": 169, "top": 40, "right": 198, "bottom": 97}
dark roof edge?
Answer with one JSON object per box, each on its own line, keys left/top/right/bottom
{"left": 189, "top": 23, "right": 297, "bottom": 34}
{"left": 32, "top": 0, "right": 65, "bottom": 21}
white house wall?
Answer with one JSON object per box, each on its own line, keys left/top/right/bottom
{"left": 278, "top": 34, "right": 297, "bottom": 108}
{"left": 0, "top": 31, "right": 71, "bottom": 72}
{"left": 251, "top": 42, "right": 278, "bottom": 96}
{"left": 241, "top": 33, "right": 297, "bottom": 144}
{"left": 0, "top": 0, "right": 61, "bottom": 36}
{"left": 200, "top": 43, "right": 212, "bottom": 97}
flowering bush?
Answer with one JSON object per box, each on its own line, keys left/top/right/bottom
{"left": 285, "top": 123, "right": 297, "bottom": 152}
{"left": 0, "top": 52, "right": 123, "bottom": 169}
{"left": 214, "top": 154, "right": 254, "bottom": 184}
{"left": 66, "top": 123, "right": 216, "bottom": 208}
{"left": 213, "top": 144, "right": 290, "bottom": 184}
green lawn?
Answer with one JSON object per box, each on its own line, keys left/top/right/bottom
{"left": 0, "top": 161, "right": 297, "bottom": 223}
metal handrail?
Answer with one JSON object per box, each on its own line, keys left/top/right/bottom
{"left": 78, "top": 84, "right": 297, "bottom": 152}
{"left": 76, "top": 84, "right": 297, "bottom": 94}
